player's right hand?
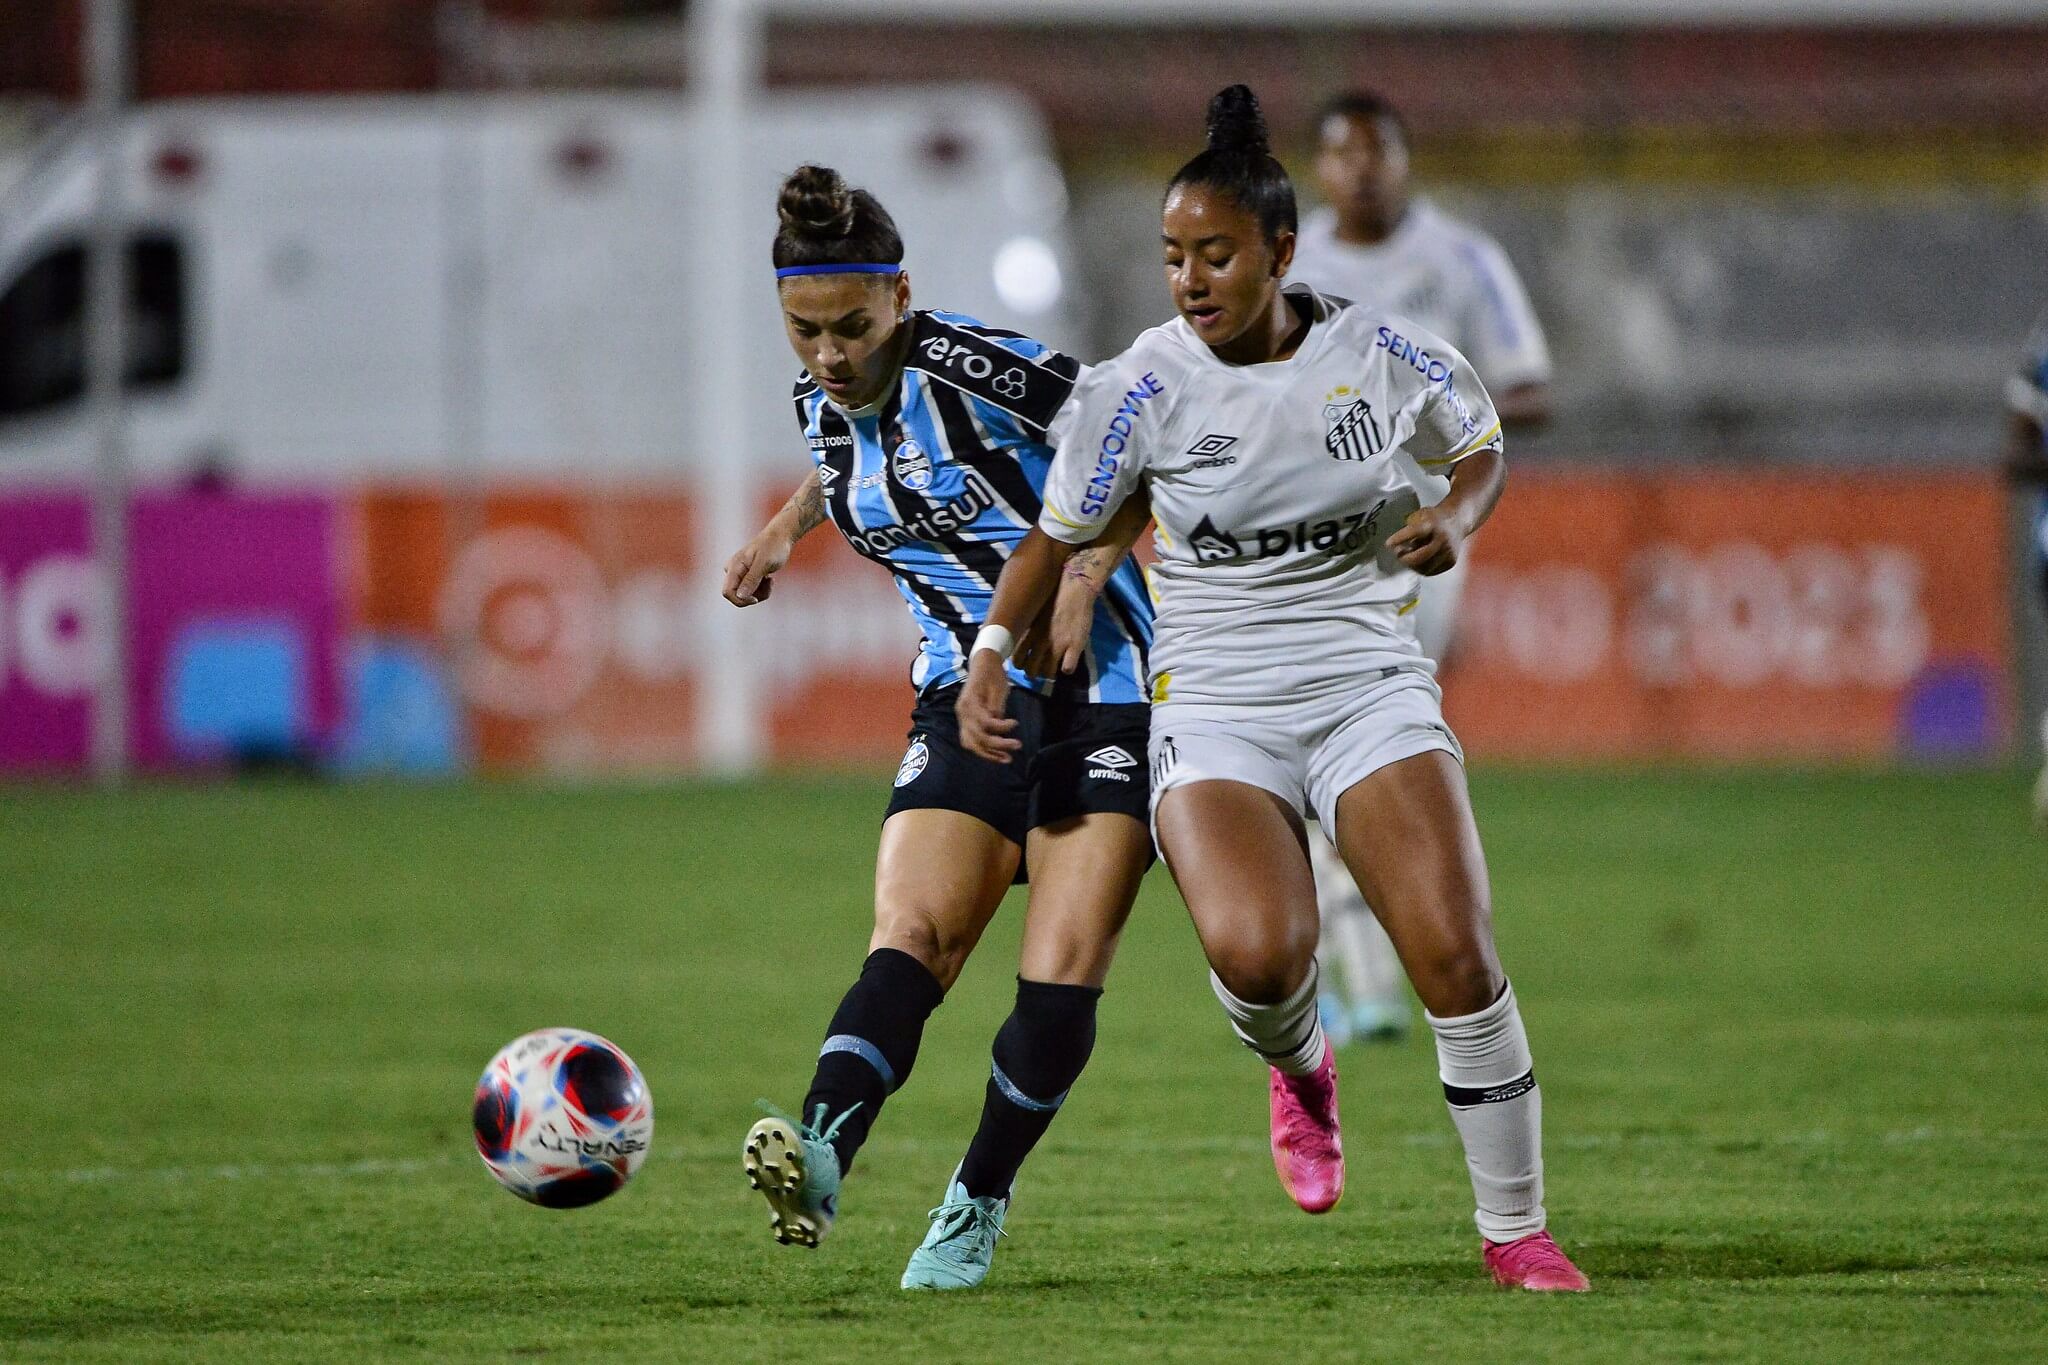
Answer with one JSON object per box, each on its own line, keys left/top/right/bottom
{"left": 722, "top": 532, "right": 793, "bottom": 607}
{"left": 1046, "top": 569, "right": 1098, "bottom": 675}
{"left": 957, "top": 649, "right": 1021, "bottom": 763}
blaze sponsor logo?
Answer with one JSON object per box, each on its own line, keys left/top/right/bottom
{"left": 1188, "top": 514, "right": 1242, "bottom": 564}
{"left": 1084, "top": 744, "right": 1138, "bottom": 781}
{"left": 1183, "top": 501, "right": 1390, "bottom": 563}
{"left": 1080, "top": 372, "right": 1165, "bottom": 518}
{"left": 846, "top": 472, "right": 996, "bottom": 555}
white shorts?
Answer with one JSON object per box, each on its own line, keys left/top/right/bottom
{"left": 1148, "top": 667, "right": 1463, "bottom": 834}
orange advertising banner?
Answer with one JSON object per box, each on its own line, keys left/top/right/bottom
{"left": 346, "top": 485, "right": 921, "bottom": 774}
{"left": 1443, "top": 472, "right": 2011, "bottom": 760}
{"left": 341, "top": 472, "right": 2012, "bottom": 774}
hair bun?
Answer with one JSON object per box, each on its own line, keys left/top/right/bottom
{"left": 1205, "top": 84, "right": 1272, "bottom": 158}
{"left": 777, "top": 164, "right": 857, "bottom": 239}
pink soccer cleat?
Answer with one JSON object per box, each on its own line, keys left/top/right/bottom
{"left": 1268, "top": 1049, "right": 1343, "bottom": 1213}
{"left": 1484, "top": 1230, "right": 1591, "bottom": 1292}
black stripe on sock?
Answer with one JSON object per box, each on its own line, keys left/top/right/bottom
{"left": 1442, "top": 1069, "right": 1536, "bottom": 1109}
{"left": 1259, "top": 1013, "right": 1322, "bottom": 1064}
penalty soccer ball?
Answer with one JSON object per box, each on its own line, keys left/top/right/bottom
{"left": 472, "top": 1028, "right": 654, "bottom": 1208}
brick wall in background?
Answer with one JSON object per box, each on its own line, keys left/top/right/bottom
{"left": 2, "top": 0, "right": 662, "bottom": 98}
{"left": 7, "top": 7, "right": 2046, "bottom": 143}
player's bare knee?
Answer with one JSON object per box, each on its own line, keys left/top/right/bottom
{"left": 1412, "top": 943, "right": 1501, "bottom": 1018}
{"left": 1209, "top": 928, "right": 1315, "bottom": 1004}
{"left": 871, "top": 907, "right": 969, "bottom": 990}
{"left": 1018, "top": 928, "right": 1114, "bottom": 988}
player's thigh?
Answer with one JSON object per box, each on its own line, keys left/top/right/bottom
{"left": 1154, "top": 779, "right": 1320, "bottom": 1003}
{"left": 1327, "top": 749, "right": 1501, "bottom": 1016}
{"left": 872, "top": 808, "right": 1021, "bottom": 992}
{"left": 1015, "top": 812, "right": 1151, "bottom": 988}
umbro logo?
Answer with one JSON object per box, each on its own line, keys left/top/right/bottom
{"left": 1187, "top": 433, "right": 1239, "bottom": 469}
{"left": 1084, "top": 745, "right": 1137, "bottom": 782}
{"left": 817, "top": 463, "right": 841, "bottom": 486}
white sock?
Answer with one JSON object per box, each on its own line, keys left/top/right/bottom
{"left": 1209, "top": 959, "right": 1329, "bottom": 1076}
{"left": 1426, "top": 980, "right": 1545, "bottom": 1243}
{"left": 1310, "top": 828, "right": 1407, "bottom": 1011}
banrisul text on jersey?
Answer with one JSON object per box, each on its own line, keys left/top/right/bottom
{"left": 793, "top": 309, "right": 1153, "bottom": 704}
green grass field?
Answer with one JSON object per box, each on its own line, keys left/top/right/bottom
{"left": 3, "top": 769, "right": 2045, "bottom": 1362}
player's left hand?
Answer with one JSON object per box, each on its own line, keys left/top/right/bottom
{"left": 1387, "top": 506, "right": 1463, "bottom": 576}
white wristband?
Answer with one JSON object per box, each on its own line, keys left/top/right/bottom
{"left": 971, "top": 624, "right": 1015, "bottom": 662}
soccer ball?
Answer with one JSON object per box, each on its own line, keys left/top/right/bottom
{"left": 472, "top": 1028, "right": 654, "bottom": 1208}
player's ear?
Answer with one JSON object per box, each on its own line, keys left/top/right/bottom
{"left": 894, "top": 271, "right": 912, "bottom": 321}
{"left": 1269, "top": 229, "right": 1296, "bottom": 280}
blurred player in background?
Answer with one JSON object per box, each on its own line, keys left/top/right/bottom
{"left": 2006, "top": 308, "right": 2048, "bottom": 828}
{"left": 724, "top": 166, "right": 1156, "bottom": 1290}
{"left": 1287, "top": 90, "right": 1554, "bottom": 1046}
{"left": 963, "top": 86, "right": 1588, "bottom": 1292}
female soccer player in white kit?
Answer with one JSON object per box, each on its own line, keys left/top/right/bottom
{"left": 958, "top": 86, "right": 1589, "bottom": 1292}
{"left": 1287, "top": 90, "right": 1556, "bottom": 1046}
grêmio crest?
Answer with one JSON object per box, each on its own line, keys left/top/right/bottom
{"left": 1323, "top": 385, "right": 1384, "bottom": 462}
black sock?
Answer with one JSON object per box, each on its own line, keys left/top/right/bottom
{"left": 957, "top": 978, "right": 1102, "bottom": 1201}
{"left": 800, "top": 947, "right": 946, "bottom": 1175}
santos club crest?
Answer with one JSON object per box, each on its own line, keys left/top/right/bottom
{"left": 1323, "top": 385, "right": 1384, "bottom": 463}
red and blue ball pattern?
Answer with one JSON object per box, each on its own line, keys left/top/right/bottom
{"left": 472, "top": 1028, "right": 654, "bottom": 1208}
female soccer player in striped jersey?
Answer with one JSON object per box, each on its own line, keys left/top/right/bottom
{"left": 960, "top": 87, "right": 1589, "bottom": 1292}
{"left": 722, "top": 165, "right": 1155, "bottom": 1291}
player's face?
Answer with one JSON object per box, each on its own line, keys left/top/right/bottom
{"left": 1315, "top": 113, "right": 1408, "bottom": 223}
{"left": 779, "top": 272, "right": 912, "bottom": 408}
{"left": 1162, "top": 184, "right": 1294, "bottom": 351}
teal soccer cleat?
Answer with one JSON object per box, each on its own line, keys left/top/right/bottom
{"left": 900, "top": 1176, "right": 1008, "bottom": 1290}
{"left": 743, "top": 1103, "right": 851, "bottom": 1248}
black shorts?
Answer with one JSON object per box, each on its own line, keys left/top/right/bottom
{"left": 884, "top": 684, "right": 1153, "bottom": 862}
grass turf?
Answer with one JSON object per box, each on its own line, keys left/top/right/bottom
{"left": 1, "top": 768, "right": 2044, "bottom": 1362}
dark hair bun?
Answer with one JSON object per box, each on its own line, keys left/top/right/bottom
{"left": 778, "top": 164, "right": 857, "bottom": 240}
{"left": 1205, "top": 84, "right": 1271, "bottom": 158}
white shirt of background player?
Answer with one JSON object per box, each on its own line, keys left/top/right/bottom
{"left": 1288, "top": 101, "right": 1552, "bottom": 427}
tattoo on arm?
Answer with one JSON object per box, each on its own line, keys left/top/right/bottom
{"left": 1065, "top": 544, "right": 1122, "bottom": 593}
{"left": 786, "top": 471, "right": 826, "bottom": 535}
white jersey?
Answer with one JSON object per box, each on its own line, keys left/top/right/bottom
{"left": 1039, "top": 285, "right": 1502, "bottom": 707}
{"left": 1289, "top": 199, "right": 1550, "bottom": 393}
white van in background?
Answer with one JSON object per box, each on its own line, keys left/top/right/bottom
{"left": 0, "top": 90, "right": 1080, "bottom": 485}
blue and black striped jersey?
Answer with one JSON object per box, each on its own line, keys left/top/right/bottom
{"left": 792, "top": 309, "right": 1153, "bottom": 703}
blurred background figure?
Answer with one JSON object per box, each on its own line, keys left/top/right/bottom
{"left": 1286, "top": 88, "right": 1556, "bottom": 1046}
{"left": 2007, "top": 308, "right": 2048, "bottom": 826}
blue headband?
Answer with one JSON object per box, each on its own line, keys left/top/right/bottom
{"left": 775, "top": 263, "right": 902, "bottom": 278}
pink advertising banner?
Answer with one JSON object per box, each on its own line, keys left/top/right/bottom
{"left": 0, "top": 495, "right": 94, "bottom": 769}
{"left": 0, "top": 490, "right": 345, "bottom": 774}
